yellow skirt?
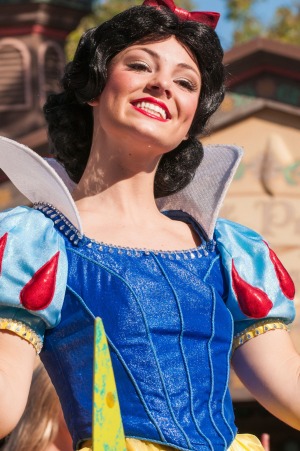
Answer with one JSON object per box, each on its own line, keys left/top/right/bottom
{"left": 80, "top": 434, "right": 264, "bottom": 450}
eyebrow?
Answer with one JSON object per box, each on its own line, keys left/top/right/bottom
{"left": 125, "top": 47, "right": 200, "bottom": 77}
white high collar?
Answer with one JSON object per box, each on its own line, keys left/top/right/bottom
{"left": 0, "top": 136, "right": 242, "bottom": 239}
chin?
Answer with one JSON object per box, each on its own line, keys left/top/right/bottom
{"left": 134, "top": 127, "right": 181, "bottom": 149}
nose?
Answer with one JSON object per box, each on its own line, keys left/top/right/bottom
{"left": 146, "top": 73, "right": 172, "bottom": 99}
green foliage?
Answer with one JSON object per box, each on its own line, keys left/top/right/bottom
{"left": 233, "top": 16, "right": 264, "bottom": 44}
{"left": 226, "top": 0, "right": 257, "bottom": 21}
{"left": 267, "top": 5, "right": 300, "bottom": 45}
{"left": 226, "top": 0, "right": 300, "bottom": 46}
{"left": 225, "top": 0, "right": 264, "bottom": 44}
{"left": 66, "top": 0, "right": 300, "bottom": 58}
{"left": 66, "top": 0, "right": 195, "bottom": 60}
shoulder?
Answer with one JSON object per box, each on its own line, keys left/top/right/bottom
{"left": 214, "top": 218, "right": 273, "bottom": 266}
{"left": 215, "top": 218, "right": 262, "bottom": 248}
{"left": 214, "top": 218, "right": 266, "bottom": 277}
{"left": 0, "top": 205, "right": 67, "bottom": 284}
{"left": 0, "top": 206, "right": 68, "bottom": 340}
{"left": 0, "top": 205, "right": 57, "bottom": 235}
{"left": 214, "top": 218, "right": 296, "bottom": 334}
{"left": 0, "top": 205, "right": 67, "bottom": 252}
{"left": 0, "top": 205, "right": 67, "bottom": 270}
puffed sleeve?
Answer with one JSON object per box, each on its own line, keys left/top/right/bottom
{"left": 215, "top": 218, "right": 296, "bottom": 350}
{"left": 0, "top": 206, "right": 68, "bottom": 353}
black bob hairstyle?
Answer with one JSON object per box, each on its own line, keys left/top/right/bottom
{"left": 44, "top": 5, "right": 225, "bottom": 198}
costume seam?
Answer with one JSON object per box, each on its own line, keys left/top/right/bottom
{"left": 153, "top": 254, "right": 205, "bottom": 449}
{"left": 203, "top": 255, "right": 220, "bottom": 283}
{"left": 221, "top": 311, "right": 236, "bottom": 442}
{"left": 129, "top": 268, "right": 191, "bottom": 448}
{"left": 207, "top": 287, "right": 226, "bottom": 449}
{"left": 66, "top": 271, "right": 166, "bottom": 441}
{"left": 65, "top": 251, "right": 168, "bottom": 442}
{"left": 65, "top": 284, "right": 166, "bottom": 443}
{"left": 65, "top": 284, "right": 95, "bottom": 320}
{"left": 43, "top": 334, "right": 77, "bottom": 435}
{"left": 104, "top": 337, "right": 166, "bottom": 443}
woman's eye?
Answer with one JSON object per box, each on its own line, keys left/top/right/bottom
{"left": 176, "top": 79, "right": 198, "bottom": 92}
{"left": 127, "top": 62, "right": 151, "bottom": 72}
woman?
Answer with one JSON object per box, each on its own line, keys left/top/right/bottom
{"left": 0, "top": 2, "right": 299, "bottom": 450}
{"left": 0, "top": 362, "right": 73, "bottom": 451}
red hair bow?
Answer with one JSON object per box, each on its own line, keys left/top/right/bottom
{"left": 143, "top": 0, "right": 220, "bottom": 30}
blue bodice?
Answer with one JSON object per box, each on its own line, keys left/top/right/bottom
{"left": 0, "top": 205, "right": 295, "bottom": 451}
{"left": 40, "top": 209, "right": 236, "bottom": 451}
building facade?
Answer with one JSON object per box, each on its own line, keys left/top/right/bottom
{"left": 203, "top": 38, "right": 300, "bottom": 450}
{"left": 0, "top": 5, "right": 300, "bottom": 448}
{"left": 0, "top": 0, "right": 93, "bottom": 204}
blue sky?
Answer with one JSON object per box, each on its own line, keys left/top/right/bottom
{"left": 193, "top": 0, "right": 296, "bottom": 49}
{"left": 95, "top": 0, "right": 298, "bottom": 50}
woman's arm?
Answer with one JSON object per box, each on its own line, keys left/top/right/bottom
{"left": 232, "top": 329, "right": 300, "bottom": 430}
{"left": 0, "top": 207, "right": 68, "bottom": 439}
{"left": 0, "top": 330, "right": 36, "bottom": 438}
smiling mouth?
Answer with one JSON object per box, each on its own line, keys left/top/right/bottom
{"left": 131, "top": 101, "right": 170, "bottom": 121}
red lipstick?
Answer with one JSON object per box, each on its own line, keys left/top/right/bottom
{"left": 131, "top": 97, "right": 171, "bottom": 121}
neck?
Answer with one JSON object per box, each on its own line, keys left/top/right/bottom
{"left": 73, "top": 140, "right": 163, "bottom": 224}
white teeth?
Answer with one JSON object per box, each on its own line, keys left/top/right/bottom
{"left": 135, "top": 101, "right": 167, "bottom": 120}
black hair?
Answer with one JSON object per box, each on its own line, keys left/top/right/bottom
{"left": 44, "top": 5, "right": 225, "bottom": 197}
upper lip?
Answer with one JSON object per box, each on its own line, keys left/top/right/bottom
{"left": 131, "top": 97, "right": 171, "bottom": 119}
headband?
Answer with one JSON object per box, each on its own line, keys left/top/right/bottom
{"left": 143, "top": 0, "right": 220, "bottom": 29}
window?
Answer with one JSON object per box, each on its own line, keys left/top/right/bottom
{"left": 39, "top": 41, "right": 65, "bottom": 105}
{"left": 0, "top": 38, "right": 31, "bottom": 111}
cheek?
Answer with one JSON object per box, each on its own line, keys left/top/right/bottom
{"left": 182, "top": 96, "right": 199, "bottom": 125}
{"left": 104, "top": 71, "right": 139, "bottom": 97}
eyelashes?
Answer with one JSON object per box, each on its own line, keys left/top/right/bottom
{"left": 126, "top": 61, "right": 199, "bottom": 92}
{"left": 176, "top": 79, "right": 199, "bottom": 92}
{"left": 127, "top": 61, "right": 151, "bottom": 72}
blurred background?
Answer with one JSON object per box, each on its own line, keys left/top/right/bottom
{"left": 0, "top": 0, "right": 299, "bottom": 449}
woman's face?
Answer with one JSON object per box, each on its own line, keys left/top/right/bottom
{"left": 91, "top": 36, "right": 201, "bottom": 154}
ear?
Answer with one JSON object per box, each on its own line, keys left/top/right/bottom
{"left": 87, "top": 96, "right": 100, "bottom": 107}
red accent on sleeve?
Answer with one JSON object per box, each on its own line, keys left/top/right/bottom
{"left": 232, "top": 260, "right": 273, "bottom": 318}
{"left": 20, "top": 252, "right": 60, "bottom": 311}
{"left": 0, "top": 233, "right": 8, "bottom": 275}
{"left": 264, "top": 241, "right": 295, "bottom": 301}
